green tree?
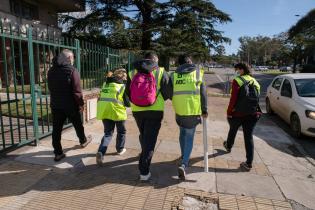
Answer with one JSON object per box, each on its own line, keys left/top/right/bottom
{"left": 60, "top": 0, "right": 231, "bottom": 58}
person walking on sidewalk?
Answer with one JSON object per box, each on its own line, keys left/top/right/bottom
{"left": 48, "top": 49, "right": 92, "bottom": 162}
{"left": 125, "top": 52, "right": 170, "bottom": 181}
{"left": 96, "top": 68, "right": 130, "bottom": 165}
{"left": 223, "top": 63, "right": 261, "bottom": 171}
{"left": 170, "top": 54, "right": 208, "bottom": 180}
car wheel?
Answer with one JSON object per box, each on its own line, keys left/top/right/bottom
{"left": 266, "top": 98, "right": 273, "bottom": 114}
{"left": 290, "top": 113, "right": 302, "bottom": 138}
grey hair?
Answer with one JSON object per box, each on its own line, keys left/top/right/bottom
{"left": 60, "top": 49, "right": 74, "bottom": 65}
{"left": 61, "top": 49, "right": 74, "bottom": 58}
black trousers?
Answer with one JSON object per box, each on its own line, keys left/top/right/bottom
{"left": 134, "top": 114, "right": 162, "bottom": 175}
{"left": 52, "top": 108, "right": 86, "bottom": 155}
{"left": 226, "top": 115, "right": 259, "bottom": 166}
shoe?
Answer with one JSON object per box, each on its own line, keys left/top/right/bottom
{"left": 139, "top": 172, "right": 151, "bottom": 181}
{"left": 96, "top": 152, "right": 103, "bottom": 166}
{"left": 117, "top": 148, "right": 126, "bottom": 155}
{"left": 223, "top": 141, "right": 231, "bottom": 153}
{"left": 240, "top": 162, "right": 252, "bottom": 171}
{"left": 54, "top": 153, "right": 66, "bottom": 162}
{"left": 81, "top": 135, "right": 92, "bottom": 148}
{"left": 178, "top": 164, "right": 186, "bottom": 180}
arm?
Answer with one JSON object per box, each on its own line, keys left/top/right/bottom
{"left": 227, "top": 80, "right": 240, "bottom": 116}
{"left": 71, "top": 70, "right": 84, "bottom": 107}
{"left": 200, "top": 81, "right": 208, "bottom": 117}
{"left": 160, "top": 70, "right": 171, "bottom": 100}
{"left": 123, "top": 91, "right": 131, "bottom": 107}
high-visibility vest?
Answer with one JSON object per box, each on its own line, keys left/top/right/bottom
{"left": 96, "top": 82, "right": 127, "bottom": 121}
{"left": 234, "top": 75, "right": 260, "bottom": 94}
{"left": 128, "top": 67, "right": 165, "bottom": 112}
{"left": 171, "top": 67, "right": 203, "bottom": 116}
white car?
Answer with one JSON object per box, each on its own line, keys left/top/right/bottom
{"left": 266, "top": 73, "right": 315, "bottom": 138}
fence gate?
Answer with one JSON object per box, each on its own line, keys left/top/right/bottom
{"left": 0, "top": 25, "right": 129, "bottom": 152}
{"left": 0, "top": 26, "right": 78, "bottom": 152}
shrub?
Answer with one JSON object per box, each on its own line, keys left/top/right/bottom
{"left": 301, "top": 64, "right": 315, "bottom": 73}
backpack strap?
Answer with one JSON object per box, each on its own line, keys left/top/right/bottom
{"left": 237, "top": 76, "right": 249, "bottom": 86}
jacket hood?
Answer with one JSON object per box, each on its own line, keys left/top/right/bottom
{"left": 106, "top": 76, "right": 125, "bottom": 84}
{"left": 133, "top": 59, "right": 159, "bottom": 73}
{"left": 176, "top": 64, "right": 196, "bottom": 74}
{"left": 52, "top": 55, "right": 72, "bottom": 67}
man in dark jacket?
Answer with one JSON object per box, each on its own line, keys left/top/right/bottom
{"left": 48, "top": 49, "right": 92, "bottom": 161}
{"left": 170, "top": 54, "right": 208, "bottom": 180}
{"left": 125, "top": 52, "right": 171, "bottom": 181}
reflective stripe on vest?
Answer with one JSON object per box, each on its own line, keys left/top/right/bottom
{"left": 234, "top": 75, "right": 261, "bottom": 94}
{"left": 172, "top": 67, "right": 203, "bottom": 116}
{"left": 96, "top": 82, "right": 127, "bottom": 121}
{"left": 129, "top": 67, "right": 165, "bottom": 112}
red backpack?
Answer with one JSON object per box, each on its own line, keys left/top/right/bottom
{"left": 130, "top": 68, "right": 160, "bottom": 107}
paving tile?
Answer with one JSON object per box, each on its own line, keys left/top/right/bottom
{"left": 256, "top": 203, "right": 275, "bottom": 210}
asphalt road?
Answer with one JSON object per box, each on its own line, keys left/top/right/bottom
{"left": 205, "top": 68, "right": 315, "bottom": 160}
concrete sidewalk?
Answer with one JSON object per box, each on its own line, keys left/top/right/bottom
{"left": 0, "top": 97, "right": 314, "bottom": 210}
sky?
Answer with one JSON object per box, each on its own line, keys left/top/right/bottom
{"left": 211, "top": 0, "right": 315, "bottom": 55}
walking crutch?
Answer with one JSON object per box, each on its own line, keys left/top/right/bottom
{"left": 203, "top": 117, "right": 208, "bottom": 172}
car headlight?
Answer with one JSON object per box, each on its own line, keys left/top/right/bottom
{"left": 305, "top": 110, "right": 315, "bottom": 120}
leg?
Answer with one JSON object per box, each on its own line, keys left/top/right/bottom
{"left": 138, "top": 118, "right": 162, "bottom": 175}
{"left": 179, "top": 127, "right": 186, "bottom": 160}
{"left": 51, "top": 109, "right": 67, "bottom": 155}
{"left": 98, "top": 119, "right": 115, "bottom": 155}
{"left": 226, "top": 117, "right": 242, "bottom": 149}
{"left": 134, "top": 116, "right": 145, "bottom": 149}
{"left": 181, "top": 127, "right": 196, "bottom": 167}
{"left": 241, "top": 115, "right": 258, "bottom": 166}
{"left": 115, "top": 120, "right": 126, "bottom": 152}
{"left": 67, "top": 109, "right": 86, "bottom": 144}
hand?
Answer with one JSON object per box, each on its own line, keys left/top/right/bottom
{"left": 79, "top": 106, "right": 84, "bottom": 112}
{"left": 202, "top": 112, "right": 208, "bottom": 118}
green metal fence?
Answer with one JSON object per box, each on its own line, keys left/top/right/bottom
{"left": 0, "top": 24, "right": 132, "bottom": 152}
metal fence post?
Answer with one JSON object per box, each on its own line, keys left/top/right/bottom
{"left": 75, "top": 39, "right": 81, "bottom": 73}
{"left": 27, "top": 27, "right": 39, "bottom": 145}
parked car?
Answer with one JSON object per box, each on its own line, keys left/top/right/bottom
{"left": 279, "top": 66, "right": 292, "bottom": 72}
{"left": 266, "top": 74, "right": 315, "bottom": 138}
{"left": 255, "top": 66, "right": 268, "bottom": 71}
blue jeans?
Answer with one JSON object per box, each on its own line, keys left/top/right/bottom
{"left": 179, "top": 126, "right": 196, "bottom": 167}
{"left": 98, "top": 119, "right": 126, "bottom": 155}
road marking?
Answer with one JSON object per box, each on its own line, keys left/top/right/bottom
{"left": 216, "top": 74, "right": 225, "bottom": 83}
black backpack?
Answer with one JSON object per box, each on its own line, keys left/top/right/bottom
{"left": 234, "top": 76, "right": 260, "bottom": 114}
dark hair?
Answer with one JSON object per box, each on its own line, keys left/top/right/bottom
{"left": 178, "top": 54, "right": 192, "bottom": 65}
{"left": 144, "top": 51, "right": 158, "bottom": 60}
{"left": 234, "top": 63, "right": 251, "bottom": 75}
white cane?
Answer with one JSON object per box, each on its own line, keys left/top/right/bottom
{"left": 203, "top": 117, "right": 208, "bottom": 172}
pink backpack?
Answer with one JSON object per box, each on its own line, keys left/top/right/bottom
{"left": 130, "top": 70, "right": 159, "bottom": 107}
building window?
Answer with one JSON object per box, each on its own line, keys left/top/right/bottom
{"left": 10, "top": 0, "right": 39, "bottom": 20}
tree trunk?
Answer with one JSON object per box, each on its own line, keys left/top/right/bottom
{"left": 140, "top": 1, "right": 153, "bottom": 50}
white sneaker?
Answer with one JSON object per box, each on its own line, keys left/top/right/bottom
{"left": 96, "top": 152, "right": 103, "bottom": 166}
{"left": 139, "top": 172, "right": 151, "bottom": 181}
{"left": 178, "top": 164, "right": 186, "bottom": 180}
{"left": 117, "top": 148, "right": 126, "bottom": 155}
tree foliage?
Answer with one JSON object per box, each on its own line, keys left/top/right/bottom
{"left": 60, "top": 0, "right": 231, "bottom": 59}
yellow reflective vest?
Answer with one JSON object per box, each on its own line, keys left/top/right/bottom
{"left": 172, "top": 67, "right": 203, "bottom": 116}
{"left": 96, "top": 82, "right": 127, "bottom": 121}
{"left": 128, "top": 67, "right": 165, "bottom": 112}
{"left": 234, "top": 75, "right": 260, "bottom": 94}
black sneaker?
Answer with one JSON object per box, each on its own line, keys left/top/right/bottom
{"left": 178, "top": 164, "right": 186, "bottom": 180}
{"left": 54, "top": 153, "right": 66, "bottom": 162}
{"left": 223, "top": 141, "right": 231, "bottom": 153}
{"left": 80, "top": 135, "right": 92, "bottom": 148}
{"left": 240, "top": 162, "right": 252, "bottom": 171}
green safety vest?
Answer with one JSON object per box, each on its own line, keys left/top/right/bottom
{"left": 96, "top": 82, "right": 127, "bottom": 121}
{"left": 172, "top": 67, "right": 204, "bottom": 116}
{"left": 234, "top": 75, "right": 261, "bottom": 94}
{"left": 128, "top": 67, "right": 165, "bottom": 112}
